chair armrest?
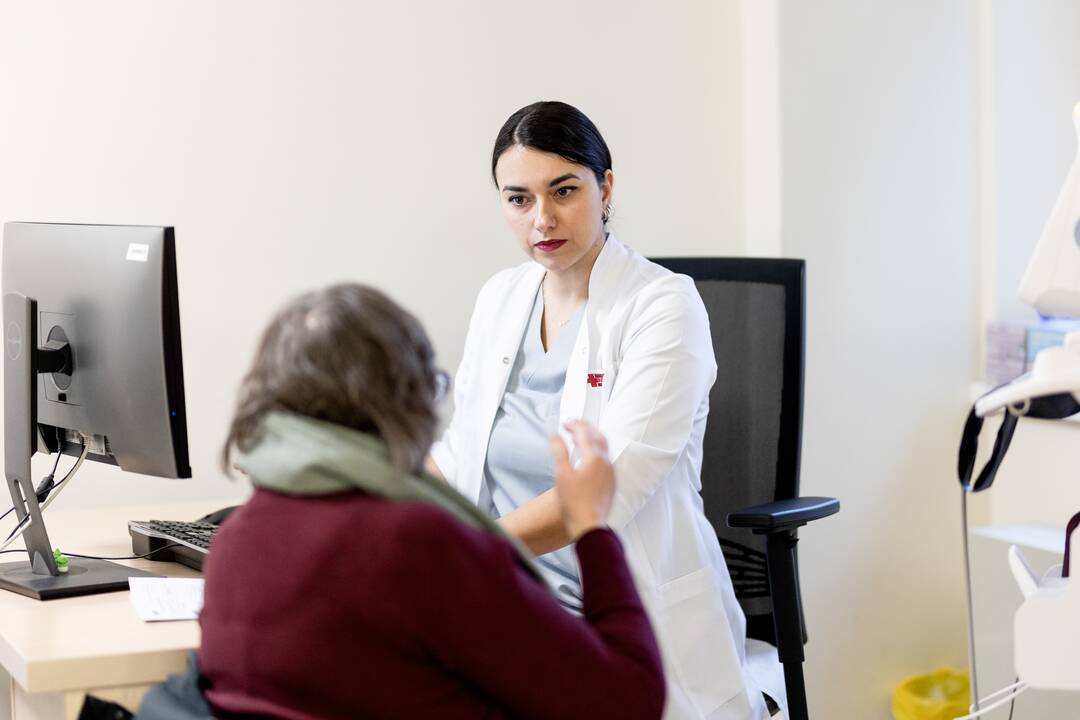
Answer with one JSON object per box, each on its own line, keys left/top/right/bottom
{"left": 727, "top": 496, "right": 839, "bottom": 534}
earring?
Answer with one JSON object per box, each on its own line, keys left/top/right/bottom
{"left": 602, "top": 204, "right": 613, "bottom": 224}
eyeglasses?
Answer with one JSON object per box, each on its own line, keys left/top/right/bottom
{"left": 434, "top": 369, "right": 451, "bottom": 403}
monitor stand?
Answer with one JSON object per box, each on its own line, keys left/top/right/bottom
{"left": 0, "top": 557, "right": 157, "bottom": 601}
{"left": 2, "top": 292, "right": 159, "bottom": 600}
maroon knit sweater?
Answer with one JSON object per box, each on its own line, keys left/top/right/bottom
{"left": 199, "top": 489, "right": 665, "bottom": 719}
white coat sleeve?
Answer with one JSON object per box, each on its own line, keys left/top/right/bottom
{"left": 601, "top": 278, "right": 717, "bottom": 530}
{"left": 429, "top": 281, "right": 490, "bottom": 487}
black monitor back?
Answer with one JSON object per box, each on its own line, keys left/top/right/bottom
{"left": 2, "top": 222, "right": 190, "bottom": 478}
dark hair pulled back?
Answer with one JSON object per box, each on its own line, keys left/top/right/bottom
{"left": 491, "top": 101, "right": 612, "bottom": 188}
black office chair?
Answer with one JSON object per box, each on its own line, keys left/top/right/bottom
{"left": 651, "top": 257, "right": 839, "bottom": 720}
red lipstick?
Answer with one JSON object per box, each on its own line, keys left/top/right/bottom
{"left": 535, "top": 239, "right": 567, "bottom": 253}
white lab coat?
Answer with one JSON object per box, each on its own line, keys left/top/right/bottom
{"left": 431, "top": 234, "right": 777, "bottom": 720}
{"left": 429, "top": 234, "right": 777, "bottom": 716}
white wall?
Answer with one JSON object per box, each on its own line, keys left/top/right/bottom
{"left": 739, "top": 0, "right": 782, "bottom": 258}
{"left": 778, "top": 2, "right": 979, "bottom": 717}
{"left": 991, "top": 0, "right": 1080, "bottom": 324}
{"left": 970, "top": 10, "right": 1080, "bottom": 714}
{"left": 978, "top": 0, "right": 1080, "bottom": 531}
{"left": 0, "top": 0, "right": 745, "bottom": 509}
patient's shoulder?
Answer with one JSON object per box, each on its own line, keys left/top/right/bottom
{"left": 392, "top": 502, "right": 501, "bottom": 546}
{"left": 387, "top": 502, "right": 517, "bottom": 573}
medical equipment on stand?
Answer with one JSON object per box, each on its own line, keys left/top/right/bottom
{"left": 959, "top": 101, "right": 1080, "bottom": 717}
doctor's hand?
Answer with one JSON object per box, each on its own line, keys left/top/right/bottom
{"left": 549, "top": 421, "right": 615, "bottom": 542}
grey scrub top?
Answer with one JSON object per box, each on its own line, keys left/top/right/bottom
{"left": 480, "top": 284, "right": 586, "bottom": 608}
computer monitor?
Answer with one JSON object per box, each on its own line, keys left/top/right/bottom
{"left": 1, "top": 222, "right": 190, "bottom": 599}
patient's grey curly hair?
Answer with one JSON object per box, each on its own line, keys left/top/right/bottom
{"left": 222, "top": 283, "right": 441, "bottom": 476}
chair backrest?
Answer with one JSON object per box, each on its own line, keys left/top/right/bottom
{"left": 650, "top": 257, "right": 806, "bottom": 647}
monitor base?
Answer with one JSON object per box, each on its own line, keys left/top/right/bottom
{"left": 0, "top": 558, "right": 160, "bottom": 600}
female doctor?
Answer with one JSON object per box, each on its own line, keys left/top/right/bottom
{"left": 427, "top": 101, "right": 778, "bottom": 720}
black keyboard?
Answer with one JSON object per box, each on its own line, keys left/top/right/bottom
{"left": 128, "top": 520, "right": 218, "bottom": 571}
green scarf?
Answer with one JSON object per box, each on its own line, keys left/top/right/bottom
{"left": 235, "top": 411, "right": 547, "bottom": 585}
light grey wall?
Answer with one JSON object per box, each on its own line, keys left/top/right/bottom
{"left": 992, "top": 0, "right": 1080, "bottom": 323}
{"left": 0, "top": 0, "right": 746, "bottom": 510}
{"left": 779, "top": 2, "right": 979, "bottom": 717}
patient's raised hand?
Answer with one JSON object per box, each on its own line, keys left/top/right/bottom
{"left": 549, "top": 421, "right": 615, "bottom": 541}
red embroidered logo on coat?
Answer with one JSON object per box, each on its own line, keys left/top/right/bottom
{"left": 587, "top": 373, "right": 604, "bottom": 388}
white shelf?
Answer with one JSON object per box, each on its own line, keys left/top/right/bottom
{"left": 971, "top": 523, "right": 1063, "bottom": 554}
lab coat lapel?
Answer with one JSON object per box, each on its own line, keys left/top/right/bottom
{"left": 463, "top": 265, "right": 545, "bottom": 502}
{"left": 492, "top": 265, "right": 544, "bottom": 365}
{"left": 558, "top": 235, "right": 630, "bottom": 451}
{"left": 560, "top": 323, "right": 589, "bottom": 435}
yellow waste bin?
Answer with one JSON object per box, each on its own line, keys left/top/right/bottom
{"left": 892, "top": 668, "right": 970, "bottom": 720}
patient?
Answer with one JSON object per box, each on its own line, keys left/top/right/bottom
{"left": 198, "top": 283, "right": 666, "bottom": 719}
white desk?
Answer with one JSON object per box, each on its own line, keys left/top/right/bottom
{"left": 0, "top": 500, "right": 244, "bottom": 720}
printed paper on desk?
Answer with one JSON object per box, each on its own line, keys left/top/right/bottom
{"left": 128, "top": 577, "right": 205, "bottom": 622}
